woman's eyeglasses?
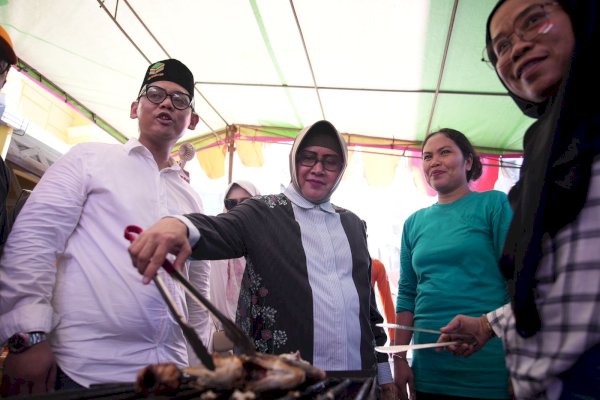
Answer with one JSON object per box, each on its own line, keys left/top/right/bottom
{"left": 297, "top": 150, "right": 342, "bottom": 172}
{"left": 482, "top": 2, "right": 559, "bottom": 69}
{"left": 224, "top": 197, "right": 250, "bottom": 211}
{"left": 139, "top": 85, "right": 194, "bottom": 110}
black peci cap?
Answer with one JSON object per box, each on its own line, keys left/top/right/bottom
{"left": 138, "top": 59, "right": 194, "bottom": 97}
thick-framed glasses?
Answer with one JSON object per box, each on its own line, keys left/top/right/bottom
{"left": 139, "top": 85, "right": 194, "bottom": 110}
{"left": 482, "top": 2, "right": 559, "bottom": 69}
{"left": 0, "top": 59, "right": 10, "bottom": 75}
{"left": 297, "top": 150, "right": 342, "bottom": 172}
{"left": 224, "top": 197, "right": 250, "bottom": 211}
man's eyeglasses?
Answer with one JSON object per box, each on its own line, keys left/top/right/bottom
{"left": 482, "top": 2, "right": 559, "bottom": 69}
{"left": 0, "top": 59, "right": 10, "bottom": 75}
{"left": 297, "top": 150, "right": 342, "bottom": 172}
{"left": 139, "top": 85, "right": 194, "bottom": 110}
{"left": 224, "top": 197, "right": 250, "bottom": 211}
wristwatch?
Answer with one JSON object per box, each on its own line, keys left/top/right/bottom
{"left": 6, "top": 331, "right": 47, "bottom": 354}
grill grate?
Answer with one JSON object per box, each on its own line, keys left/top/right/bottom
{"left": 20, "top": 376, "right": 377, "bottom": 400}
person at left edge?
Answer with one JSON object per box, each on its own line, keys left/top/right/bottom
{"left": 0, "top": 25, "right": 18, "bottom": 256}
{"left": 0, "top": 59, "right": 211, "bottom": 395}
{"left": 128, "top": 120, "right": 397, "bottom": 399}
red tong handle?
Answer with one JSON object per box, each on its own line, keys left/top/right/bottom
{"left": 124, "top": 225, "right": 176, "bottom": 274}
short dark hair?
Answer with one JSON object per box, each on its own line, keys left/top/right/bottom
{"left": 422, "top": 128, "right": 483, "bottom": 182}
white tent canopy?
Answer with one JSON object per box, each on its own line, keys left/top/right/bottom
{"left": 2, "top": 0, "right": 530, "bottom": 154}
{"left": 0, "top": 0, "right": 526, "bottom": 289}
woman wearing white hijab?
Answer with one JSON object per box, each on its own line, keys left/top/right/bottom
{"left": 208, "top": 180, "right": 259, "bottom": 352}
{"left": 128, "top": 120, "right": 395, "bottom": 398}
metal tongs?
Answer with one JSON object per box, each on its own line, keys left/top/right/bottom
{"left": 376, "top": 323, "right": 476, "bottom": 340}
{"left": 124, "top": 225, "right": 256, "bottom": 370}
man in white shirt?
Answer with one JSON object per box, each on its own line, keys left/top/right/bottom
{"left": 0, "top": 59, "right": 210, "bottom": 395}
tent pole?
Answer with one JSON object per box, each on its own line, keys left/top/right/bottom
{"left": 226, "top": 125, "right": 237, "bottom": 184}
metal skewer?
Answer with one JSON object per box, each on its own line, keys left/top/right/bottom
{"left": 377, "top": 323, "right": 475, "bottom": 340}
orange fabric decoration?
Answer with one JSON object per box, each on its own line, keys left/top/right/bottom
{"left": 371, "top": 259, "right": 396, "bottom": 342}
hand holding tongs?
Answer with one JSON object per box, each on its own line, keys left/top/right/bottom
{"left": 124, "top": 225, "right": 256, "bottom": 370}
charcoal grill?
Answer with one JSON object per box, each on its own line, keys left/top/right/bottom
{"left": 18, "top": 372, "right": 378, "bottom": 400}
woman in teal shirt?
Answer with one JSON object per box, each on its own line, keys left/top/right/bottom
{"left": 394, "top": 128, "right": 512, "bottom": 400}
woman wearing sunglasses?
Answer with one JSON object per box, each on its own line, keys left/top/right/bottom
{"left": 222, "top": 182, "right": 258, "bottom": 212}
{"left": 394, "top": 128, "right": 512, "bottom": 400}
{"left": 440, "top": 1, "right": 600, "bottom": 398}
{"left": 208, "top": 180, "right": 259, "bottom": 353}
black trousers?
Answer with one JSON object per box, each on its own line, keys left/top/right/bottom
{"left": 54, "top": 366, "right": 85, "bottom": 391}
{"left": 559, "top": 342, "right": 600, "bottom": 400}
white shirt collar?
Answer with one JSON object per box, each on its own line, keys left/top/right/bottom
{"left": 124, "top": 138, "right": 181, "bottom": 171}
{"left": 284, "top": 184, "right": 336, "bottom": 214}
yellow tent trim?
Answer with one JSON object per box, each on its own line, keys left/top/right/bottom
{"left": 363, "top": 153, "right": 399, "bottom": 188}
{"left": 237, "top": 140, "right": 264, "bottom": 168}
{"left": 197, "top": 145, "right": 226, "bottom": 179}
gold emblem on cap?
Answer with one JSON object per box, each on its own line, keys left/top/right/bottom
{"left": 147, "top": 62, "right": 165, "bottom": 80}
